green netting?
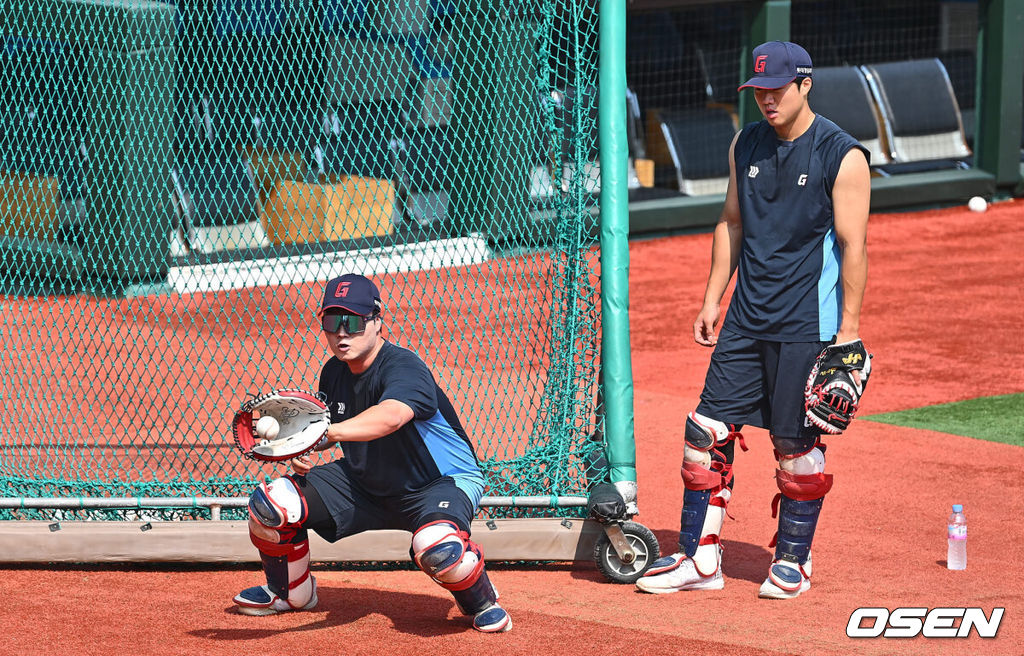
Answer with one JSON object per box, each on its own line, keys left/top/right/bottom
{"left": 0, "top": 0, "right": 612, "bottom": 521}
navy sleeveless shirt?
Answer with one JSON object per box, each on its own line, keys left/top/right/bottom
{"left": 723, "top": 115, "right": 868, "bottom": 342}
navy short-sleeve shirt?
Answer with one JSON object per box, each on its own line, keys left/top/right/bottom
{"left": 318, "top": 341, "right": 485, "bottom": 501}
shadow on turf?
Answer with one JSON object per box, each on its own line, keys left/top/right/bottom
{"left": 193, "top": 587, "right": 471, "bottom": 639}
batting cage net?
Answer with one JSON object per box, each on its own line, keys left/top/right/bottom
{"left": 0, "top": 0, "right": 609, "bottom": 521}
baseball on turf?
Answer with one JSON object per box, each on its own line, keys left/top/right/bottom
{"left": 968, "top": 196, "right": 988, "bottom": 213}
{"left": 255, "top": 416, "right": 280, "bottom": 441}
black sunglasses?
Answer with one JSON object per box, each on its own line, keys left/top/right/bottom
{"left": 321, "top": 313, "right": 375, "bottom": 335}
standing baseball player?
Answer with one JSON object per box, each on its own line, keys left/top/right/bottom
{"left": 233, "top": 273, "right": 512, "bottom": 632}
{"left": 637, "top": 41, "right": 871, "bottom": 598}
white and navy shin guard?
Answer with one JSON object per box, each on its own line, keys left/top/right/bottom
{"left": 768, "top": 439, "right": 834, "bottom": 591}
{"left": 240, "top": 476, "right": 315, "bottom": 610}
{"left": 647, "top": 412, "right": 745, "bottom": 578}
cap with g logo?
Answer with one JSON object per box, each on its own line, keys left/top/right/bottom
{"left": 738, "top": 41, "right": 813, "bottom": 91}
{"left": 320, "top": 274, "right": 381, "bottom": 317}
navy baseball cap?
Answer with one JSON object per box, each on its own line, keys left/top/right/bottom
{"left": 738, "top": 41, "right": 813, "bottom": 90}
{"left": 320, "top": 274, "right": 381, "bottom": 317}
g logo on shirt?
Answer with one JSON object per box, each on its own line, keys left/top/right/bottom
{"left": 798, "top": 174, "right": 808, "bottom": 186}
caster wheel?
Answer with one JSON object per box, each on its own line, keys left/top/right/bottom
{"left": 593, "top": 521, "right": 660, "bottom": 583}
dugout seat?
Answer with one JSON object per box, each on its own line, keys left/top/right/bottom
{"left": 396, "top": 125, "right": 450, "bottom": 226}
{"left": 860, "top": 58, "right": 972, "bottom": 170}
{"left": 322, "top": 37, "right": 409, "bottom": 181}
{"left": 168, "top": 93, "right": 288, "bottom": 253}
{"left": 306, "top": 102, "right": 400, "bottom": 240}
{"left": 694, "top": 43, "right": 743, "bottom": 108}
{"left": 314, "top": 104, "right": 401, "bottom": 181}
{"left": 808, "top": 66, "right": 891, "bottom": 168}
{"left": 626, "top": 12, "right": 704, "bottom": 112}
{"left": 393, "top": 33, "right": 459, "bottom": 224}
{"left": 171, "top": 151, "right": 267, "bottom": 253}
{"left": 658, "top": 107, "right": 737, "bottom": 196}
{"left": 939, "top": 50, "right": 977, "bottom": 148}
{"left": 405, "top": 34, "right": 454, "bottom": 129}
{"left": 555, "top": 85, "right": 648, "bottom": 195}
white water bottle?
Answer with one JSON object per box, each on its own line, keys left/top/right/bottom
{"left": 946, "top": 504, "right": 967, "bottom": 570}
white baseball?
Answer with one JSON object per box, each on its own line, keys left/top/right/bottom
{"left": 968, "top": 196, "right": 988, "bottom": 213}
{"left": 255, "top": 416, "right": 280, "bottom": 441}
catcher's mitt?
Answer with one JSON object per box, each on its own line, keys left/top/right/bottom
{"left": 232, "top": 389, "right": 331, "bottom": 462}
{"left": 804, "top": 339, "right": 872, "bottom": 435}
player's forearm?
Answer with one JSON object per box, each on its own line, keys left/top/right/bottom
{"left": 836, "top": 242, "right": 867, "bottom": 341}
{"left": 326, "top": 400, "right": 414, "bottom": 443}
{"left": 703, "top": 219, "right": 740, "bottom": 306}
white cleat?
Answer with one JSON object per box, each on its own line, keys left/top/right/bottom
{"left": 758, "top": 558, "right": 811, "bottom": 599}
{"left": 636, "top": 553, "right": 724, "bottom": 594}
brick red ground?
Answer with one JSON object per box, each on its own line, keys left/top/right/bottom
{"left": 4, "top": 199, "right": 1024, "bottom": 655}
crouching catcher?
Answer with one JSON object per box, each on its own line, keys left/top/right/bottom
{"left": 232, "top": 274, "right": 511, "bottom": 633}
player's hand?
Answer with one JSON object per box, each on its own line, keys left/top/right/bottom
{"left": 290, "top": 455, "right": 314, "bottom": 475}
{"left": 693, "top": 304, "right": 721, "bottom": 347}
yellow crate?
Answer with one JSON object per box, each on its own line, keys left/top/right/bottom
{"left": 261, "top": 176, "right": 395, "bottom": 245}
{"left": 0, "top": 172, "right": 61, "bottom": 240}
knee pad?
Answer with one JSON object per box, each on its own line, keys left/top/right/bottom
{"left": 412, "top": 521, "right": 484, "bottom": 590}
{"left": 682, "top": 441, "right": 736, "bottom": 491}
{"left": 247, "top": 477, "right": 312, "bottom": 605}
{"left": 677, "top": 413, "right": 746, "bottom": 568}
{"left": 685, "top": 412, "right": 738, "bottom": 450}
{"left": 412, "top": 521, "right": 498, "bottom": 616}
{"left": 249, "top": 477, "right": 307, "bottom": 530}
{"left": 775, "top": 447, "right": 833, "bottom": 501}
{"left": 682, "top": 412, "right": 739, "bottom": 492}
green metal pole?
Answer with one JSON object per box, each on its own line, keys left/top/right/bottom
{"left": 974, "top": 0, "right": 1024, "bottom": 190}
{"left": 599, "top": 0, "right": 636, "bottom": 485}
{"left": 739, "top": 0, "right": 791, "bottom": 127}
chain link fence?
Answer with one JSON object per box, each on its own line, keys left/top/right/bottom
{"left": 1, "top": 0, "right": 608, "bottom": 521}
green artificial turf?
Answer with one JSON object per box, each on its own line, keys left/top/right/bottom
{"left": 864, "top": 393, "right": 1024, "bottom": 447}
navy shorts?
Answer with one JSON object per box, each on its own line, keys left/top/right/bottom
{"left": 298, "top": 459, "right": 477, "bottom": 543}
{"left": 696, "top": 329, "right": 827, "bottom": 438}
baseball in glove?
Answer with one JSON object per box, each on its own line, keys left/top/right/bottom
{"left": 232, "top": 389, "right": 331, "bottom": 462}
{"left": 804, "top": 339, "right": 873, "bottom": 435}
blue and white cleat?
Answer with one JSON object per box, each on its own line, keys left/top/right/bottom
{"left": 758, "top": 555, "right": 812, "bottom": 599}
{"left": 234, "top": 576, "right": 319, "bottom": 615}
{"left": 472, "top": 603, "right": 512, "bottom": 633}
